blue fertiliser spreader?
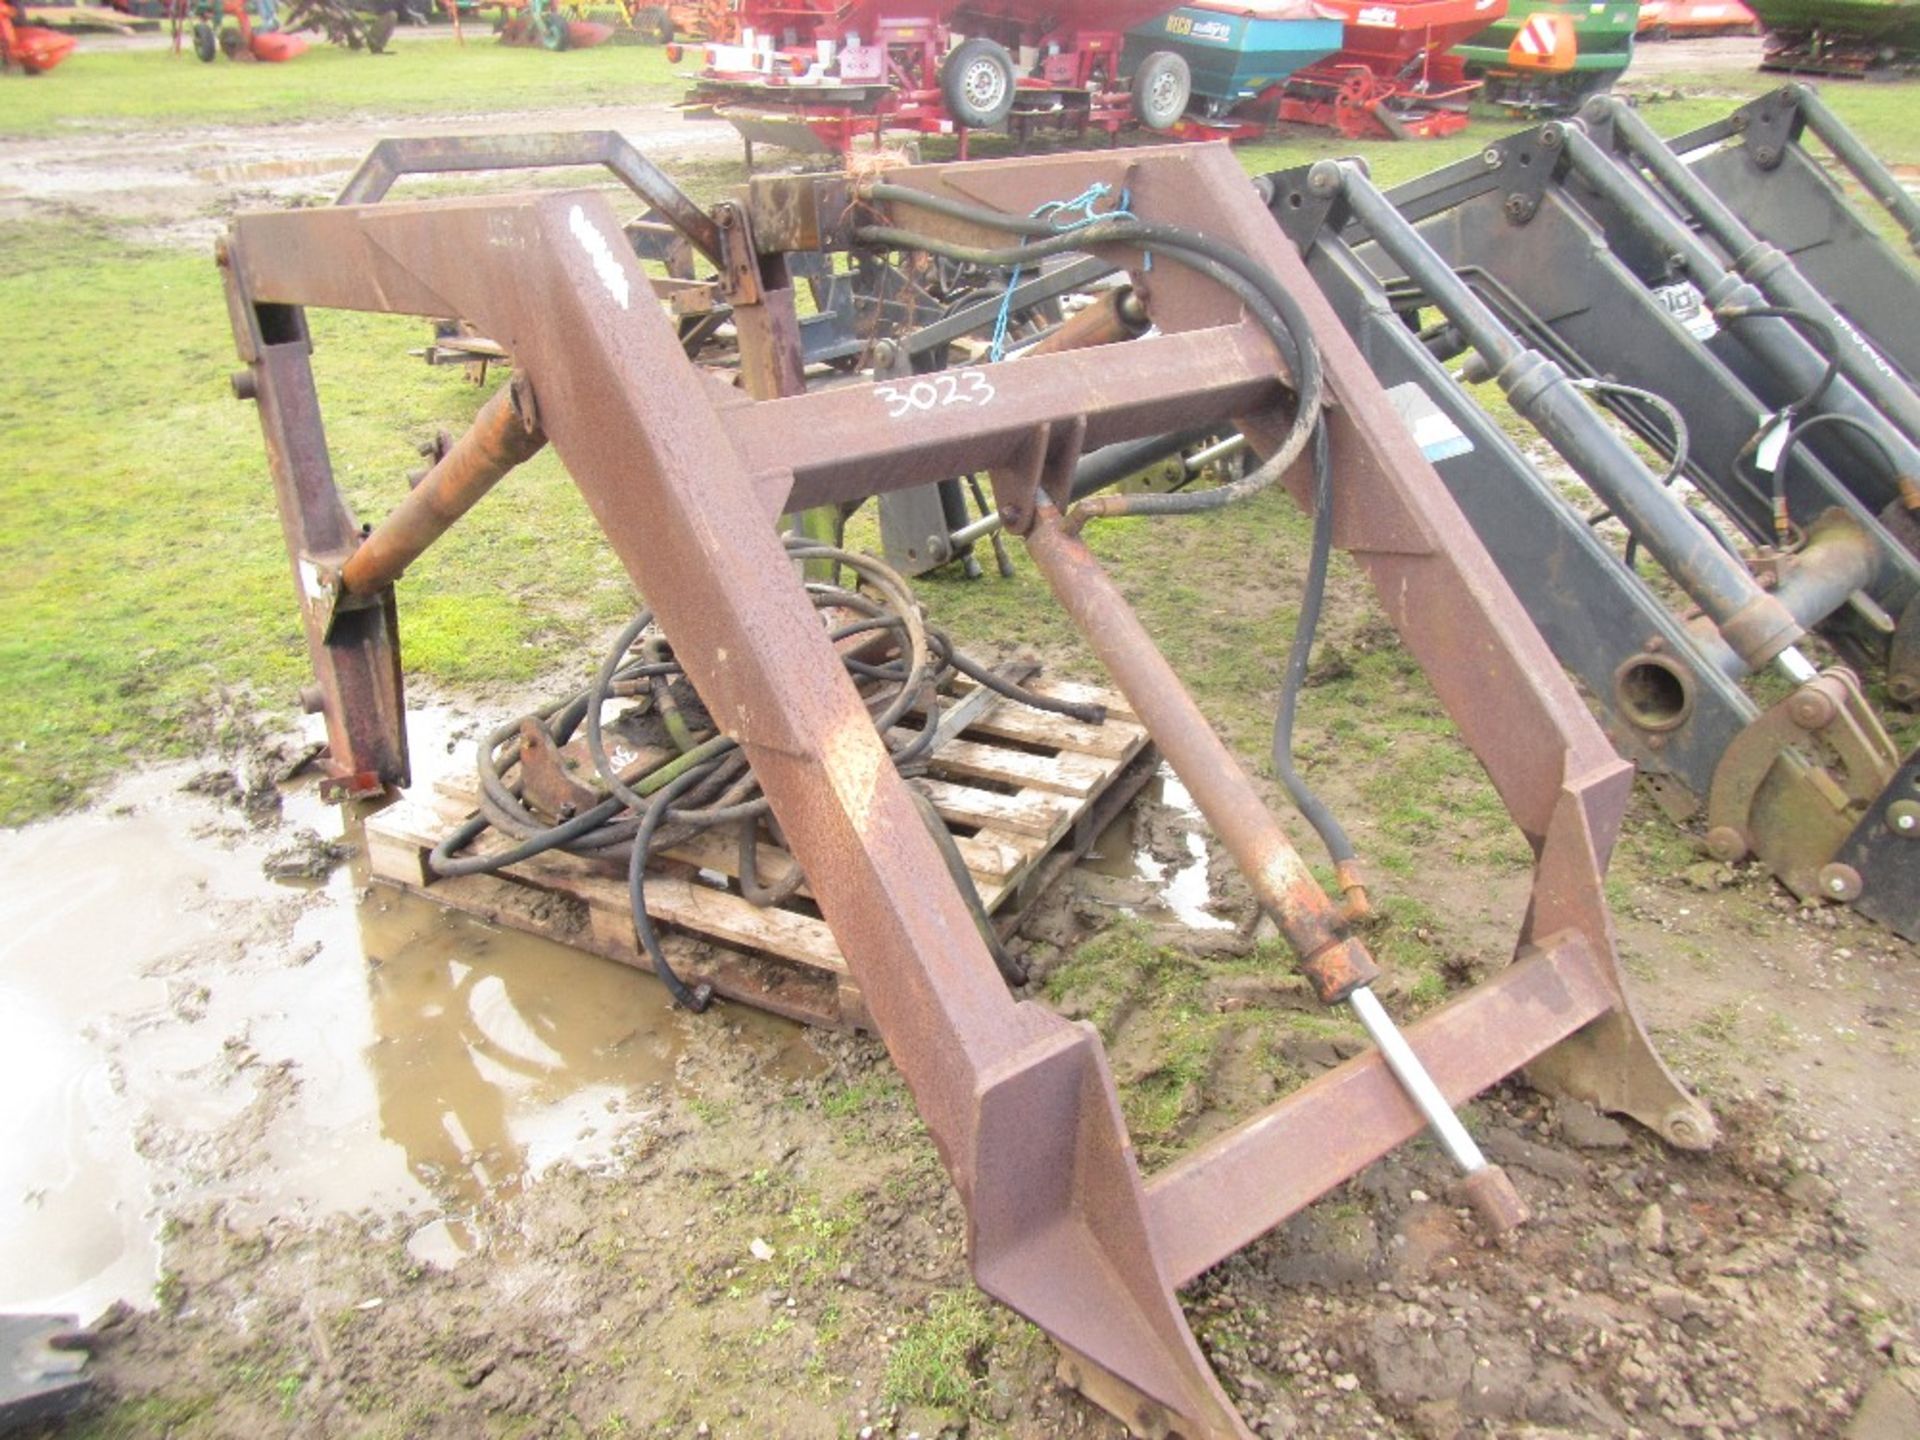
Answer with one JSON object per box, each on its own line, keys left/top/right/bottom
{"left": 1121, "top": 2, "right": 1345, "bottom": 113}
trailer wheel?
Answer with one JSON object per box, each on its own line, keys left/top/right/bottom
{"left": 538, "top": 10, "right": 569, "bottom": 49}
{"left": 192, "top": 19, "right": 217, "bottom": 61}
{"left": 941, "top": 37, "right": 1017, "bottom": 129}
{"left": 632, "top": 4, "right": 671, "bottom": 43}
{"left": 1131, "top": 49, "right": 1192, "bottom": 131}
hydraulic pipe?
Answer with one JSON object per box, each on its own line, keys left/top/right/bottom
{"left": 1553, "top": 121, "right": 1920, "bottom": 493}
{"left": 1025, "top": 503, "right": 1375, "bottom": 1000}
{"left": 1328, "top": 160, "right": 1807, "bottom": 673}
{"left": 339, "top": 376, "right": 547, "bottom": 598}
{"left": 1772, "top": 508, "right": 1885, "bottom": 632}
{"left": 1786, "top": 83, "right": 1920, "bottom": 256}
{"left": 1589, "top": 97, "right": 1920, "bottom": 445}
{"left": 1025, "top": 504, "right": 1526, "bottom": 1235}
{"left": 1022, "top": 285, "right": 1150, "bottom": 358}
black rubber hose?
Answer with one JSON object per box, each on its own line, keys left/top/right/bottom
{"left": 1270, "top": 423, "right": 1359, "bottom": 876}
{"left": 629, "top": 763, "right": 718, "bottom": 1012}
{"left": 850, "top": 218, "right": 1324, "bottom": 525}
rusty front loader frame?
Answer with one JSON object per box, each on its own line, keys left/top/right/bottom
{"left": 221, "top": 138, "right": 1714, "bottom": 1438}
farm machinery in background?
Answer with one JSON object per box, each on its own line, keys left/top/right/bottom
{"left": 680, "top": 0, "right": 1574, "bottom": 153}
{"left": 173, "top": 0, "right": 308, "bottom": 59}
{"left": 681, "top": 1, "right": 1211, "bottom": 157}
{"left": 1451, "top": 0, "right": 1641, "bottom": 111}
{"left": 626, "top": 0, "right": 732, "bottom": 44}
{"left": 1750, "top": 0, "right": 1920, "bottom": 74}
{"left": 2, "top": 0, "right": 79, "bottom": 69}
{"left": 1636, "top": 0, "right": 1757, "bottom": 41}
{"left": 168, "top": 0, "right": 410, "bottom": 59}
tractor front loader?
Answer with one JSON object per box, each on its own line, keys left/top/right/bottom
{"left": 221, "top": 136, "right": 1716, "bottom": 1438}
{"left": 1270, "top": 93, "right": 1919, "bottom": 941}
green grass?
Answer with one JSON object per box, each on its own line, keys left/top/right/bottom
{"left": 881, "top": 1289, "right": 999, "bottom": 1412}
{"left": 0, "top": 35, "right": 685, "bottom": 138}
{"left": 0, "top": 215, "right": 637, "bottom": 822}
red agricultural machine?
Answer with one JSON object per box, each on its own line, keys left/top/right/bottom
{"left": 172, "top": 0, "right": 310, "bottom": 60}
{"left": 624, "top": 0, "right": 733, "bottom": 43}
{"left": 682, "top": 1, "right": 1210, "bottom": 156}
{"left": 1276, "top": 0, "right": 1501, "bottom": 139}
{"left": 1, "top": 0, "right": 78, "bottom": 72}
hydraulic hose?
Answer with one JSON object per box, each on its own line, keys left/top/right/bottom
{"left": 429, "top": 536, "right": 1091, "bottom": 1007}
{"left": 851, "top": 202, "right": 1326, "bottom": 527}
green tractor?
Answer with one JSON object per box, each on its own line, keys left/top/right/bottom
{"left": 1454, "top": 0, "right": 1641, "bottom": 111}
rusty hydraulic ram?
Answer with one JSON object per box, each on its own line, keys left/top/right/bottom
{"left": 222, "top": 137, "right": 1716, "bottom": 1438}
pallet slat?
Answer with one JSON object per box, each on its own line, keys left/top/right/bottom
{"left": 367, "top": 676, "right": 1154, "bottom": 1030}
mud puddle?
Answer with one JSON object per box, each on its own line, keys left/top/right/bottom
{"left": 0, "top": 706, "right": 818, "bottom": 1326}
{"left": 1081, "top": 766, "right": 1236, "bottom": 933}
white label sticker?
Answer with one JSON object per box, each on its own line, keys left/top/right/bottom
{"left": 1754, "top": 414, "right": 1792, "bottom": 474}
{"left": 1385, "top": 382, "right": 1474, "bottom": 463}
{"left": 1652, "top": 281, "right": 1719, "bottom": 341}
{"left": 568, "top": 203, "right": 631, "bottom": 311}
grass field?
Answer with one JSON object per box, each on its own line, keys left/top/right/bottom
{"left": 0, "top": 34, "right": 686, "bottom": 137}
{"left": 0, "top": 67, "right": 1916, "bottom": 825}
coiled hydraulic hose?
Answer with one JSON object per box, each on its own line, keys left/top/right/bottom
{"left": 430, "top": 536, "right": 1096, "bottom": 1008}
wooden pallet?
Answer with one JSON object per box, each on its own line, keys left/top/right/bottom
{"left": 364, "top": 676, "right": 1157, "bottom": 1031}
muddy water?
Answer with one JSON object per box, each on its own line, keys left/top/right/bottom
{"left": 0, "top": 710, "right": 816, "bottom": 1324}
{"left": 1082, "top": 767, "right": 1234, "bottom": 932}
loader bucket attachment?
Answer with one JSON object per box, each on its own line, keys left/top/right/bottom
{"left": 221, "top": 138, "right": 1714, "bottom": 1437}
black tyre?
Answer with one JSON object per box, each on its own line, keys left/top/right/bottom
{"left": 632, "top": 3, "right": 670, "bottom": 43}
{"left": 940, "top": 36, "right": 1017, "bottom": 129}
{"left": 192, "top": 18, "right": 217, "bottom": 61}
{"left": 538, "top": 9, "right": 568, "bottom": 49}
{"left": 1131, "top": 49, "right": 1191, "bottom": 130}
{"left": 368, "top": 11, "right": 395, "bottom": 50}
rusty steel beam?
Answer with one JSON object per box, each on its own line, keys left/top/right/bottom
{"left": 335, "top": 131, "right": 726, "bottom": 267}
{"left": 223, "top": 138, "right": 1716, "bottom": 1440}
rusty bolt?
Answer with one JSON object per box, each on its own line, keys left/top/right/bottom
{"left": 230, "top": 370, "right": 258, "bottom": 402}
{"left": 1705, "top": 826, "right": 1749, "bottom": 863}
{"left": 1898, "top": 476, "right": 1920, "bottom": 513}
{"left": 1787, "top": 689, "right": 1835, "bottom": 730}
{"left": 1817, "top": 863, "right": 1863, "bottom": 902}
{"left": 1504, "top": 194, "right": 1538, "bottom": 225}
{"left": 1888, "top": 801, "right": 1920, "bottom": 839}
{"left": 1754, "top": 145, "right": 1779, "bottom": 167}
{"left": 214, "top": 237, "right": 231, "bottom": 268}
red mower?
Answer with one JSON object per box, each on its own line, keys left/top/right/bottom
{"left": 682, "top": 1, "right": 1203, "bottom": 157}
{"left": 2, "top": 0, "right": 78, "bottom": 73}
{"left": 1278, "top": 0, "right": 1503, "bottom": 138}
